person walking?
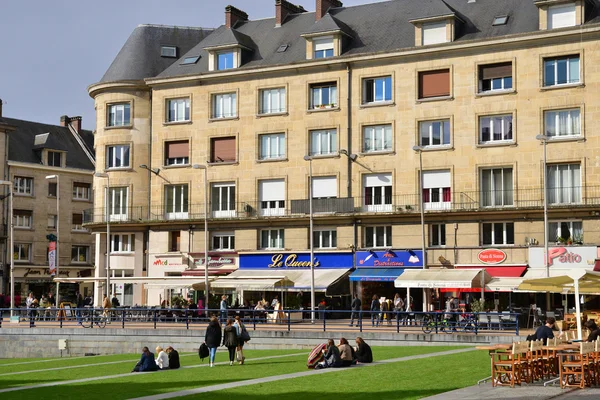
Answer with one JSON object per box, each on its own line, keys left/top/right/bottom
{"left": 222, "top": 318, "right": 239, "bottom": 366}
{"left": 349, "top": 293, "right": 362, "bottom": 327}
{"left": 102, "top": 294, "right": 112, "bottom": 323}
{"left": 204, "top": 316, "right": 222, "bottom": 367}
{"left": 234, "top": 315, "right": 247, "bottom": 364}
{"left": 370, "top": 295, "right": 379, "bottom": 327}
{"left": 393, "top": 293, "right": 405, "bottom": 327}
{"left": 220, "top": 295, "right": 228, "bottom": 323}
{"left": 76, "top": 292, "right": 84, "bottom": 325}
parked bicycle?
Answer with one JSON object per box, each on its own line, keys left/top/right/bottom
{"left": 80, "top": 308, "right": 107, "bottom": 328}
{"left": 421, "top": 313, "right": 454, "bottom": 334}
{"left": 457, "top": 312, "right": 477, "bottom": 333}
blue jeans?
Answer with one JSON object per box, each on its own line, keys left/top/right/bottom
{"left": 371, "top": 311, "right": 379, "bottom": 326}
{"left": 220, "top": 310, "right": 227, "bottom": 323}
{"left": 209, "top": 346, "right": 217, "bottom": 363}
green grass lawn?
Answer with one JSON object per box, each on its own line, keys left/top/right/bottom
{"left": 0, "top": 346, "right": 480, "bottom": 400}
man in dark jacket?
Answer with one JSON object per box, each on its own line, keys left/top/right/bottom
{"left": 75, "top": 292, "right": 84, "bottom": 325}
{"left": 205, "top": 317, "right": 222, "bottom": 367}
{"left": 132, "top": 347, "right": 159, "bottom": 372}
{"left": 166, "top": 346, "right": 180, "bottom": 369}
{"left": 535, "top": 317, "right": 556, "bottom": 342}
{"left": 349, "top": 294, "right": 362, "bottom": 327}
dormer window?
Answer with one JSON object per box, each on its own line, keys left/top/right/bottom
{"left": 48, "top": 151, "right": 62, "bottom": 167}
{"left": 422, "top": 22, "right": 447, "bottom": 45}
{"left": 161, "top": 46, "right": 177, "bottom": 58}
{"left": 548, "top": 3, "right": 577, "bottom": 29}
{"left": 217, "top": 51, "right": 235, "bottom": 70}
{"left": 313, "top": 36, "right": 334, "bottom": 59}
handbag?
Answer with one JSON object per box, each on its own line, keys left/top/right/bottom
{"left": 198, "top": 343, "right": 210, "bottom": 361}
{"left": 240, "top": 327, "right": 251, "bottom": 342}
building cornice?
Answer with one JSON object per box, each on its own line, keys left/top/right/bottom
{"left": 87, "top": 80, "right": 149, "bottom": 99}
{"left": 145, "top": 23, "right": 600, "bottom": 86}
{"left": 7, "top": 161, "right": 94, "bottom": 175}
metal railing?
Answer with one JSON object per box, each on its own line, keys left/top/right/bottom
{"left": 0, "top": 307, "right": 520, "bottom": 336}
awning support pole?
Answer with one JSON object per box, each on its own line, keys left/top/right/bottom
{"left": 480, "top": 271, "right": 485, "bottom": 300}
{"left": 574, "top": 279, "right": 582, "bottom": 341}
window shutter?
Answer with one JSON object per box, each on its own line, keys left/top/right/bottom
{"left": 312, "top": 176, "right": 337, "bottom": 198}
{"left": 419, "top": 69, "right": 450, "bottom": 98}
{"left": 364, "top": 173, "right": 392, "bottom": 187}
{"left": 73, "top": 182, "right": 90, "bottom": 189}
{"left": 480, "top": 63, "right": 512, "bottom": 80}
{"left": 166, "top": 140, "right": 189, "bottom": 158}
{"left": 548, "top": 4, "right": 577, "bottom": 29}
{"left": 423, "top": 170, "right": 451, "bottom": 189}
{"left": 422, "top": 22, "right": 447, "bottom": 45}
{"left": 72, "top": 213, "right": 83, "bottom": 225}
{"left": 259, "top": 179, "right": 285, "bottom": 201}
{"left": 314, "top": 36, "right": 334, "bottom": 51}
{"left": 211, "top": 137, "right": 236, "bottom": 162}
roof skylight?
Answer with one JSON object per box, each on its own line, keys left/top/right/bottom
{"left": 161, "top": 46, "right": 177, "bottom": 58}
{"left": 181, "top": 56, "right": 200, "bottom": 65}
{"left": 276, "top": 44, "right": 289, "bottom": 53}
{"left": 492, "top": 16, "right": 509, "bottom": 26}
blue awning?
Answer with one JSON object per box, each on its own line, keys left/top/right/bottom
{"left": 349, "top": 268, "right": 404, "bottom": 282}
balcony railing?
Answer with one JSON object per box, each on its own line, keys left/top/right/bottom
{"left": 82, "top": 186, "right": 600, "bottom": 224}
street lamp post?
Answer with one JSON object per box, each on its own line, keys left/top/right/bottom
{"left": 0, "top": 181, "right": 13, "bottom": 316}
{"left": 303, "top": 155, "right": 316, "bottom": 323}
{"left": 412, "top": 146, "right": 427, "bottom": 311}
{"left": 192, "top": 164, "right": 209, "bottom": 312}
{"left": 45, "top": 175, "right": 60, "bottom": 306}
{"left": 536, "top": 134, "right": 551, "bottom": 310}
{"left": 94, "top": 172, "right": 111, "bottom": 301}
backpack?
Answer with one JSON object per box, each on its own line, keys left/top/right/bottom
{"left": 198, "top": 343, "right": 209, "bottom": 361}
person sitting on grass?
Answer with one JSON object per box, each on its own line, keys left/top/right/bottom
{"left": 166, "top": 346, "right": 180, "bottom": 369}
{"left": 535, "top": 317, "right": 556, "bottom": 342}
{"left": 132, "top": 347, "right": 159, "bottom": 372}
{"left": 354, "top": 337, "right": 373, "bottom": 363}
{"left": 315, "top": 339, "right": 342, "bottom": 369}
{"left": 338, "top": 337, "right": 355, "bottom": 367}
{"left": 155, "top": 346, "right": 169, "bottom": 370}
{"left": 586, "top": 320, "right": 600, "bottom": 342}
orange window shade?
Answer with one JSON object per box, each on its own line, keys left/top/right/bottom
{"left": 211, "top": 137, "right": 236, "bottom": 162}
{"left": 419, "top": 69, "right": 450, "bottom": 99}
{"left": 480, "top": 63, "right": 512, "bottom": 80}
{"left": 166, "top": 140, "right": 189, "bottom": 158}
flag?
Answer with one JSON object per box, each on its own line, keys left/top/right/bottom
{"left": 48, "top": 241, "right": 57, "bottom": 276}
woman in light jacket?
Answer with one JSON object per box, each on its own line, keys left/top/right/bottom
{"left": 338, "top": 337, "right": 354, "bottom": 367}
{"left": 204, "top": 317, "right": 222, "bottom": 367}
{"left": 155, "top": 346, "right": 169, "bottom": 369}
{"left": 222, "top": 318, "right": 239, "bottom": 366}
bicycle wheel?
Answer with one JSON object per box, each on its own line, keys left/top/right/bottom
{"left": 96, "top": 313, "right": 107, "bottom": 329}
{"left": 462, "top": 319, "right": 476, "bottom": 333}
{"left": 422, "top": 316, "right": 433, "bottom": 334}
{"left": 80, "top": 311, "right": 92, "bottom": 328}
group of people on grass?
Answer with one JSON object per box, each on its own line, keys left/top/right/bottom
{"left": 204, "top": 315, "right": 250, "bottom": 367}
{"left": 314, "top": 337, "right": 373, "bottom": 369}
{"left": 132, "top": 346, "right": 180, "bottom": 372}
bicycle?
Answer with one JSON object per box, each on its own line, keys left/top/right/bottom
{"left": 457, "top": 312, "right": 477, "bottom": 333}
{"left": 421, "top": 313, "right": 454, "bottom": 334}
{"left": 80, "top": 308, "right": 107, "bottom": 328}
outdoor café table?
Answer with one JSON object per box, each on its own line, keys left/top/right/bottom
{"left": 543, "top": 346, "right": 580, "bottom": 387}
{"left": 476, "top": 343, "right": 513, "bottom": 384}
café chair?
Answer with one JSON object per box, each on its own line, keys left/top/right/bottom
{"left": 526, "top": 339, "right": 544, "bottom": 382}
{"left": 559, "top": 341, "right": 595, "bottom": 389}
{"left": 492, "top": 341, "right": 529, "bottom": 387}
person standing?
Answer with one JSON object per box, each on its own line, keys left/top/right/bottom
{"left": 26, "top": 293, "right": 35, "bottom": 322}
{"left": 102, "top": 294, "right": 112, "bottom": 322}
{"left": 111, "top": 294, "right": 120, "bottom": 308}
{"left": 223, "top": 318, "right": 239, "bottom": 366}
{"left": 204, "top": 317, "right": 222, "bottom": 367}
{"left": 48, "top": 293, "right": 55, "bottom": 307}
{"left": 370, "top": 295, "right": 379, "bottom": 327}
{"left": 349, "top": 293, "right": 362, "bottom": 327}
{"left": 76, "top": 292, "right": 84, "bottom": 325}
{"left": 394, "top": 293, "right": 405, "bottom": 326}
{"left": 220, "top": 295, "right": 228, "bottom": 323}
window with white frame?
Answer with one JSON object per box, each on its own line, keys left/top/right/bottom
{"left": 544, "top": 108, "right": 580, "bottom": 138}
{"left": 259, "top": 133, "right": 286, "bottom": 160}
{"left": 423, "top": 170, "right": 451, "bottom": 210}
{"left": 479, "top": 115, "right": 513, "bottom": 143}
{"left": 72, "top": 213, "right": 85, "bottom": 231}
{"left": 482, "top": 222, "right": 514, "bottom": 245}
{"left": 363, "top": 173, "right": 392, "bottom": 212}
{"left": 165, "top": 140, "right": 190, "bottom": 165}
{"left": 547, "top": 163, "right": 581, "bottom": 204}
{"left": 48, "top": 214, "right": 57, "bottom": 229}
{"left": 161, "top": 46, "right": 177, "bottom": 58}
{"left": 260, "top": 228, "right": 284, "bottom": 249}
{"left": 166, "top": 98, "right": 190, "bottom": 122}
{"left": 543, "top": 55, "right": 580, "bottom": 87}
{"left": 13, "top": 243, "right": 31, "bottom": 262}
{"left": 211, "top": 182, "right": 236, "bottom": 218}
{"left": 212, "top": 232, "right": 235, "bottom": 250}
{"left": 549, "top": 221, "right": 582, "bottom": 243}
{"left": 313, "top": 229, "right": 337, "bottom": 249}
{"left": 365, "top": 226, "right": 392, "bottom": 248}
{"left": 547, "top": 3, "right": 577, "bottom": 29}
{"left": 217, "top": 51, "right": 235, "bottom": 70}
{"left": 165, "top": 184, "right": 189, "bottom": 220}
{"left": 48, "top": 151, "right": 61, "bottom": 167}
{"left": 478, "top": 62, "right": 513, "bottom": 93}
{"left": 481, "top": 168, "right": 513, "bottom": 207}
{"left": 363, "top": 124, "right": 392, "bottom": 153}
{"left": 71, "top": 245, "right": 90, "bottom": 263}
{"left": 108, "top": 187, "right": 128, "bottom": 221}
{"left": 259, "top": 179, "right": 285, "bottom": 216}
{"left": 212, "top": 92, "right": 237, "bottom": 119}
{"left": 13, "top": 210, "right": 32, "bottom": 229}
{"left": 106, "top": 145, "right": 130, "bottom": 169}
{"left": 422, "top": 21, "right": 448, "bottom": 45}
{"left": 309, "top": 82, "right": 337, "bottom": 109}
{"left": 110, "top": 234, "right": 135, "bottom": 253}
{"left": 73, "top": 182, "right": 91, "bottom": 200}
{"left": 310, "top": 129, "right": 337, "bottom": 156}
{"left": 14, "top": 176, "right": 33, "bottom": 195}
{"left": 362, "top": 76, "right": 392, "bottom": 104}
{"left": 430, "top": 224, "right": 446, "bottom": 247}
{"left": 419, "top": 120, "right": 451, "bottom": 147}
{"left": 259, "top": 88, "right": 286, "bottom": 114}
{"left": 107, "top": 103, "right": 131, "bottom": 127}
{"left": 313, "top": 36, "right": 334, "bottom": 59}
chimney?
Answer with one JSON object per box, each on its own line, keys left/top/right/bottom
{"left": 276, "top": 0, "right": 307, "bottom": 27}
{"left": 316, "top": 0, "right": 343, "bottom": 21}
{"left": 60, "top": 115, "right": 83, "bottom": 134}
{"left": 60, "top": 115, "right": 70, "bottom": 127}
{"left": 225, "top": 5, "right": 248, "bottom": 29}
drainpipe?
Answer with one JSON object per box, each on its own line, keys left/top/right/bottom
{"left": 346, "top": 63, "right": 352, "bottom": 197}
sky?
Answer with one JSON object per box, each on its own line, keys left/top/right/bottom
{"left": 0, "top": 0, "right": 386, "bottom": 131}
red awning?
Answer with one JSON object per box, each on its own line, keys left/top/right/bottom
{"left": 594, "top": 259, "right": 600, "bottom": 272}
{"left": 181, "top": 269, "right": 235, "bottom": 277}
{"left": 455, "top": 265, "right": 527, "bottom": 278}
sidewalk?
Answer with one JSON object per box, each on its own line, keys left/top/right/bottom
{"left": 423, "top": 382, "right": 600, "bottom": 400}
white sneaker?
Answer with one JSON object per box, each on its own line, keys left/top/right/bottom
{"left": 230, "top": 361, "right": 233, "bottom": 366}
{"left": 210, "top": 362, "right": 214, "bottom": 367}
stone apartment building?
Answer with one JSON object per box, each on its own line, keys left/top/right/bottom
{"left": 86, "top": 0, "right": 600, "bottom": 309}
{"left": 0, "top": 104, "right": 95, "bottom": 304}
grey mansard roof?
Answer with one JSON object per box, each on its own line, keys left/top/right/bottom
{"left": 3, "top": 118, "right": 95, "bottom": 170}
{"left": 100, "top": 24, "right": 213, "bottom": 83}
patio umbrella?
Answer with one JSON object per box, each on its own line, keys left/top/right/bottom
{"left": 518, "top": 270, "right": 600, "bottom": 340}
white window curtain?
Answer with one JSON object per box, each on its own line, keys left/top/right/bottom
{"left": 481, "top": 168, "right": 513, "bottom": 207}
{"left": 261, "top": 88, "right": 286, "bottom": 114}
{"left": 214, "top": 93, "right": 236, "bottom": 118}
{"left": 260, "top": 134, "right": 285, "bottom": 160}
{"left": 310, "top": 129, "right": 337, "bottom": 156}
{"left": 545, "top": 109, "right": 580, "bottom": 137}
{"left": 547, "top": 164, "right": 581, "bottom": 204}
{"left": 363, "top": 124, "right": 392, "bottom": 152}
{"left": 312, "top": 176, "right": 337, "bottom": 199}
{"left": 422, "top": 22, "right": 447, "bottom": 45}
{"left": 168, "top": 98, "right": 190, "bottom": 121}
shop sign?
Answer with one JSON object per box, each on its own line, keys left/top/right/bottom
{"left": 240, "top": 252, "right": 352, "bottom": 269}
{"left": 528, "top": 246, "right": 597, "bottom": 269}
{"left": 194, "top": 256, "right": 236, "bottom": 268}
{"left": 477, "top": 249, "right": 506, "bottom": 265}
{"left": 356, "top": 250, "right": 423, "bottom": 268}
{"left": 18, "top": 268, "right": 83, "bottom": 278}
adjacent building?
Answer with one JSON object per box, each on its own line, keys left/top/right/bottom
{"left": 86, "top": 0, "right": 600, "bottom": 310}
